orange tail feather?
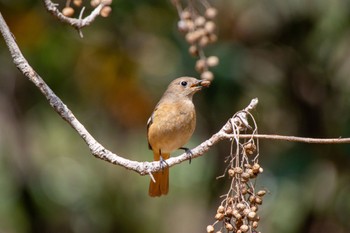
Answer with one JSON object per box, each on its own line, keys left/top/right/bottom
{"left": 148, "top": 153, "right": 170, "bottom": 197}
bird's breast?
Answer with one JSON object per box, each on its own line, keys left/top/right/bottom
{"left": 148, "top": 100, "right": 196, "bottom": 154}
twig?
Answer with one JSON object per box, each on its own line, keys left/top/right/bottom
{"left": 43, "top": 0, "right": 104, "bottom": 38}
{"left": 236, "top": 134, "right": 350, "bottom": 144}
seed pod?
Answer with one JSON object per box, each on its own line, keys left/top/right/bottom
{"left": 205, "top": 7, "right": 217, "bottom": 19}
{"left": 204, "top": 21, "right": 216, "bottom": 33}
{"left": 252, "top": 221, "right": 259, "bottom": 229}
{"left": 225, "top": 223, "right": 234, "bottom": 231}
{"left": 62, "top": 7, "right": 74, "bottom": 17}
{"left": 249, "top": 195, "right": 256, "bottom": 203}
{"left": 226, "top": 206, "right": 233, "bottom": 217}
{"left": 252, "top": 163, "right": 260, "bottom": 173}
{"left": 100, "top": 6, "right": 112, "bottom": 17}
{"left": 247, "top": 211, "right": 257, "bottom": 220}
{"left": 207, "top": 56, "right": 219, "bottom": 67}
{"left": 228, "top": 168, "right": 235, "bottom": 177}
{"left": 251, "top": 205, "right": 258, "bottom": 212}
{"left": 91, "top": 0, "right": 101, "bottom": 7}
{"left": 73, "top": 0, "right": 83, "bottom": 7}
{"left": 178, "top": 20, "right": 189, "bottom": 33}
{"left": 255, "top": 197, "right": 263, "bottom": 205}
{"left": 257, "top": 190, "right": 266, "bottom": 197}
{"left": 243, "top": 208, "right": 250, "bottom": 216}
{"left": 215, "top": 213, "right": 225, "bottom": 221}
{"left": 208, "top": 34, "right": 218, "bottom": 43}
{"left": 102, "top": 0, "right": 112, "bottom": 5}
{"left": 181, "top": 10, "right": 192, "bottom": 20}
{"left": 194, "top": 16, "right": 206, "bottom": 27}
{"left": 240, "top": 224, "right": 249, "bottom": 233}
{"left": 188, "top": 45, "right": 198, "bottom": 57}
{"left": 234, "top": 167, "right": 243, "bottom": 174}
{"left": 199, "top": 36, "right": 209, "bottom": 47}
{"left": 195, "top": 59, "right": 206, "bottom": 73}
{"left": 236, "top": 203, "right": 245, "bottom": 210}
{"left": 217, "top": 205, "right": 225, "bottom": 213}
{"left": 241, "top": 172, "right": 250, "bottom": 180}
{"left": 206, "top": 225, "right": 215, "bottom": 233}
{"left": 201, "top": 71, "right": 214, "bottom": 81}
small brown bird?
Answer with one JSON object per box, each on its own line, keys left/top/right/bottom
{"left": 147, "top": 77, "right": 210, "bottom": 197}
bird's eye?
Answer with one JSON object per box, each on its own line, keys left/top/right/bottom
{"left": 180, "top": 81, "right": 188, "bottom": 86}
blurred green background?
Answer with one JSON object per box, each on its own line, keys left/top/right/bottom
{"left": 1, "top": 0, "right": 350, "bottom": 232}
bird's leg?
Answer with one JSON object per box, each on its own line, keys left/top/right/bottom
{"left": 159, "top": 149, "right": 168, "bottom": 172}
{"left": 180, "top": 147, "right": 193, "bottom": 164}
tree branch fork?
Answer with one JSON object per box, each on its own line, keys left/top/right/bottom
{"left": 1, "top": 12, "right": 349, "bottom": 178}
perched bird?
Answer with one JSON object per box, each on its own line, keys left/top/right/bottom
{"left": 147, "top": 77, "right": 210, "bottom": 197}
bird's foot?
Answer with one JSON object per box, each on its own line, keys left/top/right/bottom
{"left": 180, "top": 147, "right": 193, "bottom": 164}
{"left": 159, "top": 156, "right": 169, "bottom": 172}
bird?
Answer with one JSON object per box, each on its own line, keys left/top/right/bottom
{"left": 147, "top": 77, "right": 210, "bottom": 197}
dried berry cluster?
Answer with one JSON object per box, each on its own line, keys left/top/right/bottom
{"left": 62, "top": 0, "right": 112, "bottom": 18}
{"left": 208, "top": 110, "right": 265, "bottom": 233}
{"left": 173, "top": 0, "right": 219, "bottom": 81}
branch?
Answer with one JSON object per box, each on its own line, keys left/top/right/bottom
{"left": 43, "top": 0, "right": 106, "bottom": 37}
{"left": 237, "top": 134, "right": 350, "bottom": 144}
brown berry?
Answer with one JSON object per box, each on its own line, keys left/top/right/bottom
{"left": 102, "top": 0, "right": 112, "bottom": 5}
{"left": 228, "top": 168, "right": 235, "bottom": 177}
{"left": 234, "top": 167, "right": 243, "bottom": 174}
{"left": 207, "top": 56, "right": 219, "bottom": 67}
{"left": 181, "top": 10, "right": 192, "bottom": 20}
{"left": 189, "top": 45, "right": 198, "bottom": 56}
{"left": 257, "top": 190, "right": 266, "bottom": 197}
{"left": 194, "top": 16, "right": 206, "bottom": 27}
{"left": 62, "top": 7, "right": 74, "bottom": 17}
{"left": 90, "top": 0, "right": 101, "bottom": 7}
{"left": 217, "top": 205, "right": 225, "bottom": 213}
{"left": 205, "top": 7, "right": 217, "bottom": 19}
{"left": 201, "top": 71, "right": 214, "bottom": 81}
{"left": 215, "top": 213, "right": 225, "bottom": 221}
{"left": 100, "top": 6, "right": 112, "bottom": 17}
{"left": 225, "top": 223, "right": 234, "bottom": 231}
{"left": 195, "top": 59, "right": 206, "bottom": 73}
{"left": 247, "top": 211, "right": 257, "bottom": 220}
{"left": 252, "top": 163, "right": 260, "bottom": 173}
{"left": 204, "top": 21, "right": 216, "bottom": 33}
{"left": 206, "top": 225, "right": 214, "bottom": 233}
{"left": 255, "top": 197, "right": 263, "bottom": 205}
{"left": 73, "top": 0, "right": 83, "bottom": 7}
{"left": 252, "top": 221, "right": 259, "bottom": 229}
{"left": 240, "top": 224, "right": 249, "bottom": 233}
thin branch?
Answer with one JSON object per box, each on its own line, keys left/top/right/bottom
{"left": 236, "top": 134, "right": 350, "bottom": 144}
{"left": 43, "top": 0, "right": 105, "bottom": 37}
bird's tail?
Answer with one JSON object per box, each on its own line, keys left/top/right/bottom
{"left": 148, "top": 152, "right": 170, "bottom": 197}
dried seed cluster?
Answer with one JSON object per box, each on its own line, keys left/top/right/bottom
{"left": 62, "top": 0, "right": 112, "bottom": 18}
{"left": 208, "top": 110, "right": 264, "bottom": 233}
{"left": 173, "top": 0, "right": 219, "bottom": 81}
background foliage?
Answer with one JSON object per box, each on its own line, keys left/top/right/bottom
{"left": 1, "top": 0, "right": 350, "bottom": 232}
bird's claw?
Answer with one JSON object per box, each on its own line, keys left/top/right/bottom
{"left": 180, "top": 147, "right": 193, "bottom": 164}
{"left": 159, "top": 156, "right": 169, "bottom": 171}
